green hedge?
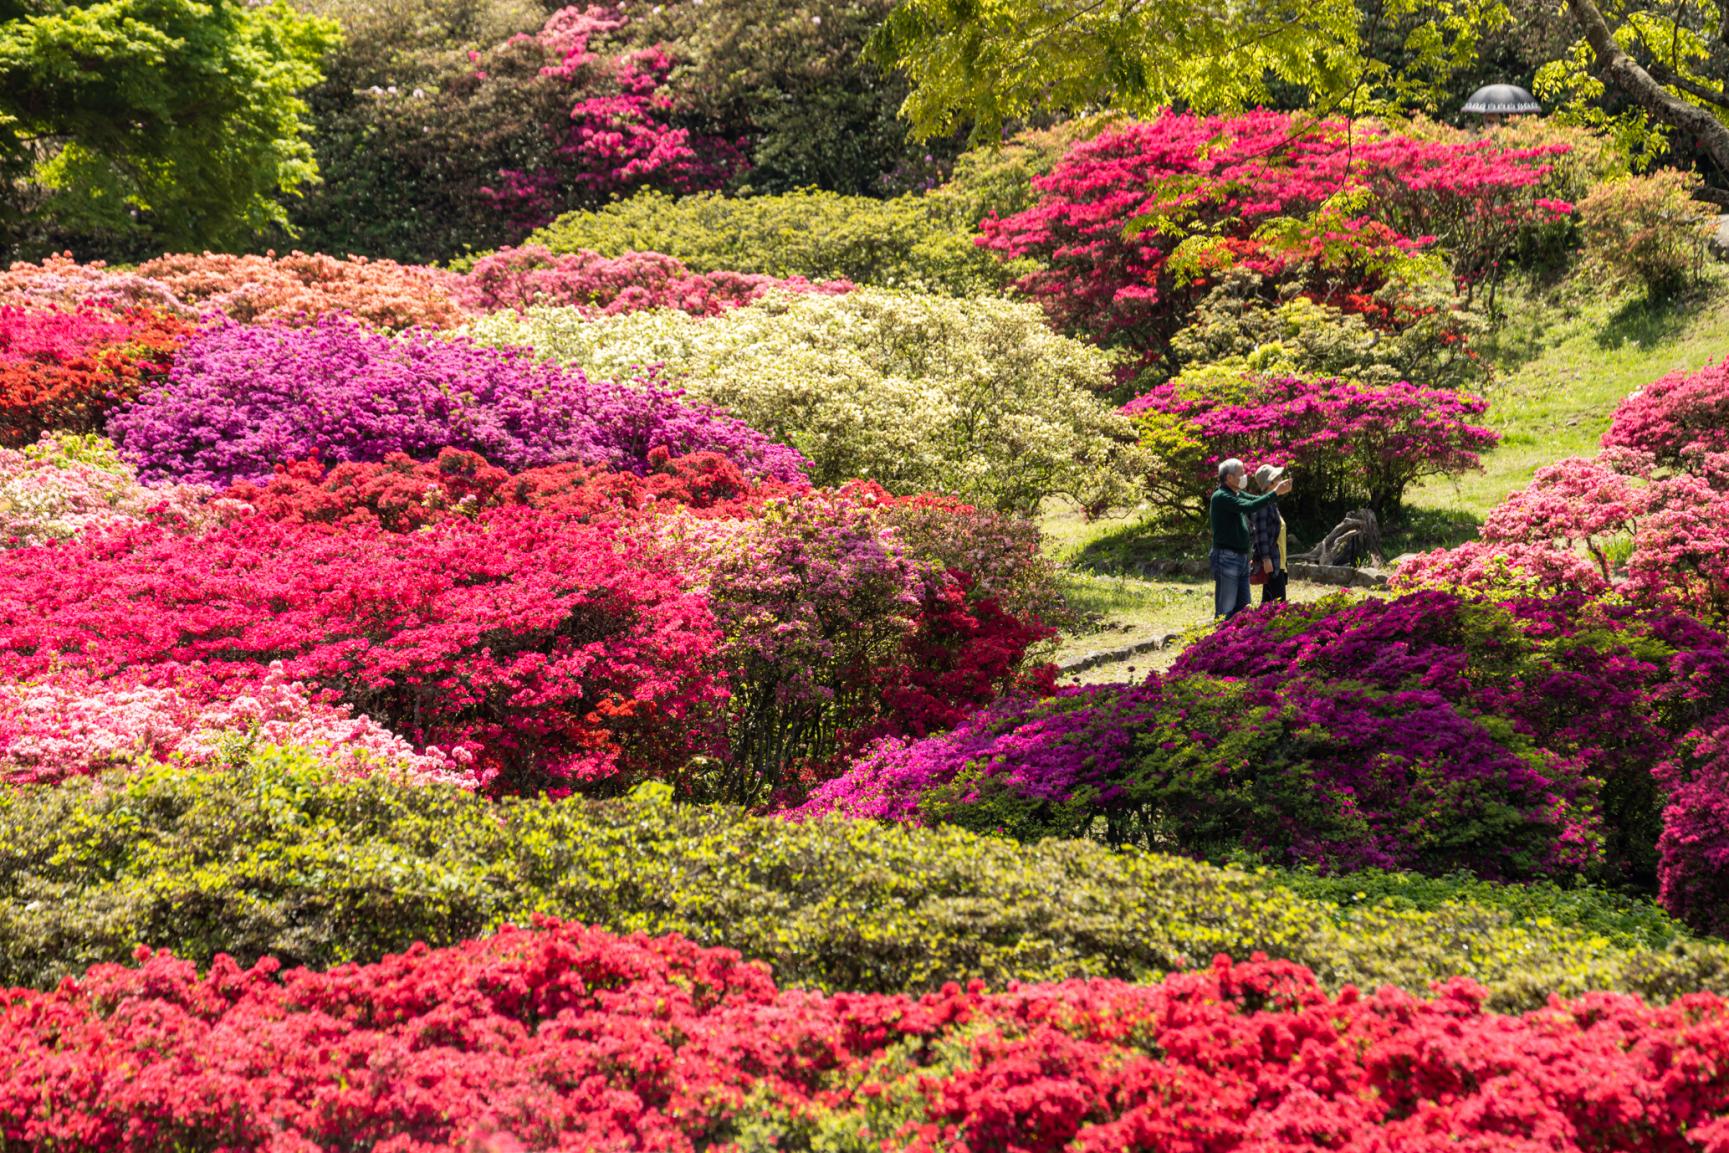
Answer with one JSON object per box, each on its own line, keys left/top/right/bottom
{"left": 517, "top": 188, "right": 1025, "bottom": 294}
{"left": 3, "top": 750, "right": 1727, "bottom": 1010}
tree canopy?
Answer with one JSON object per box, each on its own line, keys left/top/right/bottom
{"left": 0, "top": 0, "right": 338, "bottom": 259}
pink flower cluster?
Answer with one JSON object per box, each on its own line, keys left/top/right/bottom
{"left": 460, "top": 244, "right": 851, "bottom": 315}
{"left": 0, "top": 434, "right": 229, "bottom": 548}
{"left": 6, "top": 918, "right": 1729, "bottom": 1152}
{"left": 1124, "top": 372, "right": 1499, "bottom": 516}
{"left": 132, "top": 251, "right": 471, "bottom": 330}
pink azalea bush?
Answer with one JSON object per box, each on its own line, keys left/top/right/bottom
{"left": 0, "top": 253, "right": 192, "bottom": 316}
{"left": 0, "top": 434, "right": 231, "bottom": 548}
{"left": 459, "top": 244, "right": 851, "bottom": 315}
{"left": 108, "top": 316, "right": 809, "bottom": 486}
{"left": 1604, "top": 355, "right": 1729, "bottom": 464}
{"left": 1123, "top": 372, "right": 1499, "bottom": 519}
{"left": 0, "top": 665, "right": 474, "bottom": 788}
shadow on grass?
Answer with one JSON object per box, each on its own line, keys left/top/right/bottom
{"left": 1592, "top": 289, "right": 1700, "bottom": 352}
{"left": 1381, "top": 506, "right": 1484, "bottom": 557}
{"left": 1071, "top": 519, "right": 1201, "bottom": 576}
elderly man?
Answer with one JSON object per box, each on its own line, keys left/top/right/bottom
{"left": 1209, "top": 458, "right": 1291, "bottom": 620}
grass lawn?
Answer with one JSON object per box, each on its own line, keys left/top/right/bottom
{"left": 1402, "top": 272, "right": 1729, "bottom": 537}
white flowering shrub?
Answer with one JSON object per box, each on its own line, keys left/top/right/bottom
{"left": 467, "top": 290, "right": 1147, "bottom": 513}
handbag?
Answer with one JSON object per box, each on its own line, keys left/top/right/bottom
{"left": 1249, "top": 567, "right": 1267, "bottom": 586}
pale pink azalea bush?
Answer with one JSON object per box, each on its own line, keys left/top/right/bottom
{"left": 0, "top": 665, "right": 476, "bottom": 788}
{"left": 0, "top": 434, "right": 232, "bottom": 548}
{"left": 459, "top": 245, "right": 852, "bottom": 315}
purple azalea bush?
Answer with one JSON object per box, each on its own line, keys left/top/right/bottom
{"left": 108, "top": 317, "right": 809, "bottom": 485}
{"left": 800, "top": 591, "right": 1729, "bottom": 892}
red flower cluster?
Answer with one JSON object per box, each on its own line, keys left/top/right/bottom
{"left": 981, "top": 110, "right": 1567, "bottom": 364}
{"left": 6, "top": 919, "right": 1729, "bottom": 1152}
{"left": 0, "top": 305, "right": 189, "bottom": 445}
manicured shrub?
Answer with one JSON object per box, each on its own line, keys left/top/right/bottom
{"left": 459, "top": 244, "right": 852, "bottom": 315}
{"left": 808, "top": 593, "right": 1729, "bottom": 888}
{"left": 980, "top": 110, "right": 1568, "bottom": 366}
{"left": 109, "top": 316, "right": 809, "bottom": 486}
{"left": 0, "top": 304, "right": 189, "bottom": 445}
{"left": 134, "top": 250, "right": 469, "bottom": 330}
{"left": 521, "top": 188, "right": 1014, "bottom": 293}
{"left": 0, "top": 433, "right": 227, "bottom": 547}
{"left": 1604, "top": 356, "right": 1729, "bottom": 464}
{"left": 1122, "top": 371, "right": 1498, "bottom": 520}
{"left": 4, "top": 756, "right": 1729, "bottom": 1009}
{"left": 0, "top": 509, "right": 726, "bottom": 794}
{"left": 6, "top": 915, "right": 1729, "bottom": 1152}
{"left": 1578, "top": 170, "right": 1715, "bottom": 299}
{"left": 469, "top": 290, "right": 1144, "bottom": 513}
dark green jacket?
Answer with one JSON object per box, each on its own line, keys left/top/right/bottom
{"left": 1210, "top": 484, "right": 1279, "bottom": 553}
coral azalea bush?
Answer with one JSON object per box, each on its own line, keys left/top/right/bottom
{"left": 0, "top": 305, "right": 189, "bottom": 445}
{"left": 109, "top": 316, "right": 808, "bottom": 486}
{"left": 8, "top": 918, "right": 1729, "bottom": 1152}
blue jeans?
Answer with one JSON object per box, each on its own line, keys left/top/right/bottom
{"left": 1211, "top": 548, "right": 1252, "bottom": 620}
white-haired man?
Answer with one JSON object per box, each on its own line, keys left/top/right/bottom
{"left": 1209, "top": 458, "right": 1291, "bottom": 620}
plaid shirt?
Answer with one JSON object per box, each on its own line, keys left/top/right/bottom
{"left": 1250, "top": 500, "right": 1284, "bottom": 573}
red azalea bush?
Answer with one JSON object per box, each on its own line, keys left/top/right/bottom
{"left": 1123, "top": 372, "right": 1498, "bottom": 519}
{"left": 134, "top": 251, "right": 470, "bottom": 330}
{"left": 0, "top": 508, "right": 725, "bottom": 795}
{"left": 8, "top": 919, "right": 1729, "bottom": 1152}
{"left": 459, "top": 244, "right": 852, "bottom": 315}
{"left": 0, "top": 305, "right": 190, "bottom": 445}
{"left": 1604, "top": 355, "right": 1729, "bottom": 465}
{"left": 229, "top": 454, "right": 1060, "bottom": 802}
{"left": 980, "top": 110, "right": 1568, "bottom": 368}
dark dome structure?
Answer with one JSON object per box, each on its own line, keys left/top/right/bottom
{"left": 1461, "top": 84, "right": 1542, "bottom": 115}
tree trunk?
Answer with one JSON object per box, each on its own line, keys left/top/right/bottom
{"left": 1565, "top": 0, "right": 1729, "bottom": 177}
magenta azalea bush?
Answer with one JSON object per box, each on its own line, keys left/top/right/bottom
{"left": 803, "top": 591, "right": 1729, "bottom": 889}
{"left": 108, "top": 317, "right": 809, "bottom": 486}
{"left": 1604, "top": 355, "right": 1729, "bottom": 464}
{"left": 1124, "top": 372, "right": 1499, "bottom": 519}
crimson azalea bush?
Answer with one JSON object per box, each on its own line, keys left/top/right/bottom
{"left": 108, "top": 316, "right": 809, "bottom": 486}
{"left": 805, "top": 591, "right": 1729, "bottom": 888}
{"left": 0, "top": 507, "right": 726, "bottom": 795}
{"left": 9, "top": 918, "right": 1729, "bottom": 1152}
{"left": 0, "top": 304, "right": 190, "bottom": 446}
{"left": 1123, "top": 371, "right": 1498, "bottom": 520}
{"left": 980, "top": 110, "right": 1569, "bottom": 371}
{"left": 459, "top": 244, "right": 852, "bottom": 315}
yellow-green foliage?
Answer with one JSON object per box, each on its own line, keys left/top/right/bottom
{"left": 5, "top": 750, "right": 1727, "bottom": 1008}
{"left": 467, "top": 290, "right": 1145, "bottom": 513}
{"left": 518, "top": 188, "right": 1024, "bottom": 294}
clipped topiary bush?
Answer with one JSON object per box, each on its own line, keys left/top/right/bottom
{"left": 2, "top": 753, "right": 1728, "bottom": 1011}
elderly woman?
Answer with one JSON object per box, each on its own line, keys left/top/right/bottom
{"left": 1209, "top": 458, "right": 1291, "bottom": 620}
{"left": 1248, "top": 463, "right": 1289, "bottom": 606}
